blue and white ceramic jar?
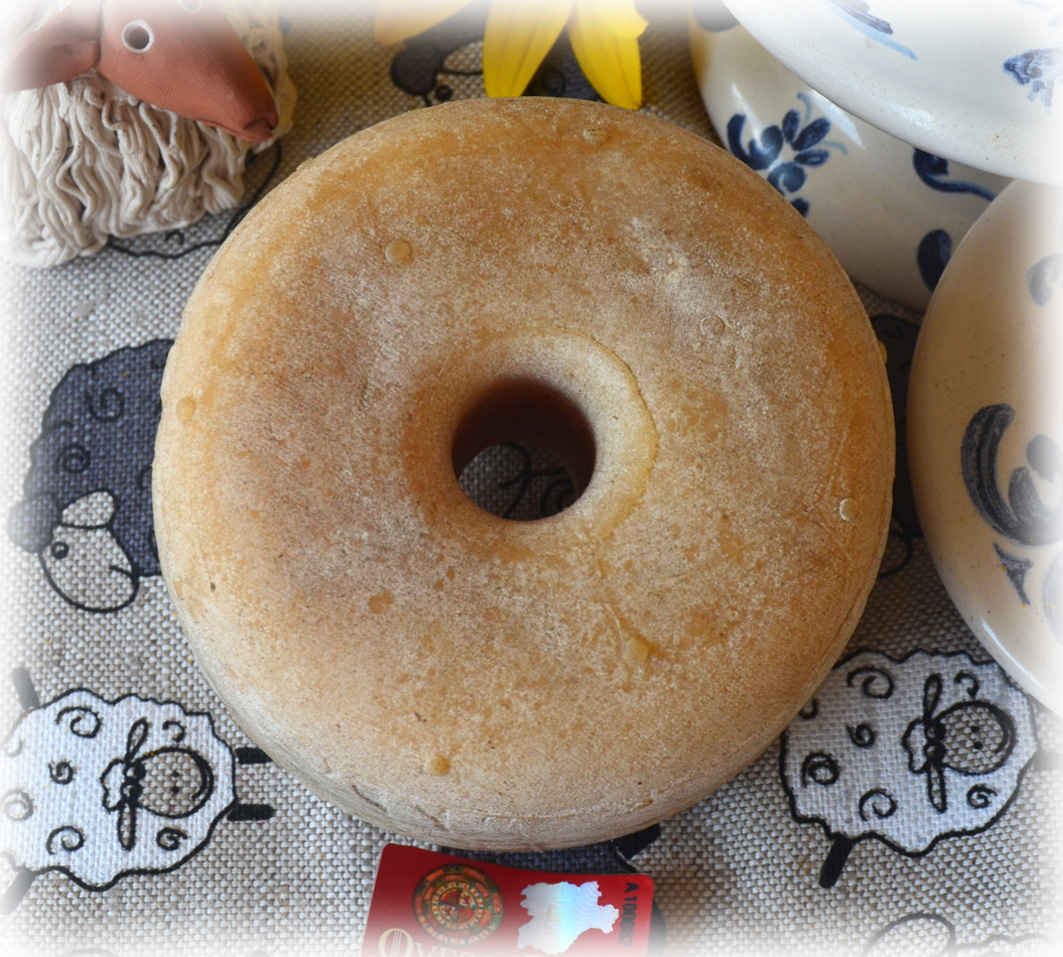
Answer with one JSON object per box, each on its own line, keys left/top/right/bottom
{"left": 908, "top": 179, "right": 1063, "bottom": 713}
{"left": 719, "top": 0, "right": 1062, "bottom": 186}
{"left": 690, "top": 22, "right": 1009, "bottom": 309}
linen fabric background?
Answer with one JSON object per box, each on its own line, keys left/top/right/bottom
{"left": 1, "top": 3, "right": 1059, "bottom": 956}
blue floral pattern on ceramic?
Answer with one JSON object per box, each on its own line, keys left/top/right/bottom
{"left": 726, "top": 93, "right": 847, "bottom": 216}
{"left": 961, "top": 403, "right": 1063, "bottom": 640}
{"left": 912, "top": 151, "right": 998, "bottom": 202}
{"left": 825, "top": 0, "right": 917, "bottom": 59}
{"left": 1004, "top": 47, "right": 1060, "bottom": 110}
{"left": 962, "top": 260, "right": 1063, "bottom": 642}
{"left": 964, "top": 250, "right": 1063, "bottom": 640}
{"left": 912, "top": 151, "right": 998, "bottom": 291}
{"left": 916, "top": 231, "right": 954, "bottom": 292}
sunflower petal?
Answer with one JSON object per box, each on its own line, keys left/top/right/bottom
{"left": 578, "top": 0, "right": 648, "bottom": 38}
{"left": 482, "top": 0, "right": 573, "bottom": 98}
{"left": 568, "top": 0, "right": 646, "bottom": 109}
{"left": 374, "top": 0, "right": 475, "bottom": 46}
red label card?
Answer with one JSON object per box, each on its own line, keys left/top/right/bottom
{"left": 362, "top": 844, "right": 656, "bottom": 957}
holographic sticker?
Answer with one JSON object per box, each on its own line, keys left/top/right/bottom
{"left": 517, "top": 880, "right": 619, "bottom": 954}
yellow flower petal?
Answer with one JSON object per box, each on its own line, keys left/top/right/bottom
{"left": 577, "top": 0, "right": 648, "bottom": 38}
{"left": 374, "top": 0, "right": 476, "bottom": 46}
{"left": 568, "top": 0, "right": 646, "bottom": 109}
{"left": 482, "top": 0, "right": 573, "bottom": 98}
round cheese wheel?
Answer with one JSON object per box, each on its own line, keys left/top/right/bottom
{"left": 153, "top": 97, "right": 894, "bottom": 849}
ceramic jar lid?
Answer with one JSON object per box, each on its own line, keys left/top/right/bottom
{"left": 720, "top": 0, "right": 1063, "bottom": 185}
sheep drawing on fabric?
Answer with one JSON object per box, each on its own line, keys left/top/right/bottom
{"left": 0, "top": 667, "right": 274, "bottom": 914}
{"left": 7, "top": 339, "right": 172, "bottom": 612}
{"left": 0, "top": 0, "right": 296, "bottom": 268}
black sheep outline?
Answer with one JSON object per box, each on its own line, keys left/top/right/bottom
{"left": 0, "top": 667, "right": 274, "bottom": 914}
{"left": 863, "top": 912, "right": 1053, "bottom": 956}
{"left": 779, "top": 648, "right": 1047, "bottom": 889}
{"left": 7, "top": 339, "right": 174, "bottom": 613}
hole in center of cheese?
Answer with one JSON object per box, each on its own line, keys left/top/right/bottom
{"left": 451, "top": 377, "right": 595, "bottom": 521}
{"left": 458, "top": 443, "right": 579, "bottom": 520}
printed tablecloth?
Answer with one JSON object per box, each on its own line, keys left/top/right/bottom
{"left": 1, "top": 3, "right": 1060, "bottom": 956}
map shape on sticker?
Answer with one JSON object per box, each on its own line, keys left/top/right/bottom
{"left": 517, "top": 880, "right": 619, "bottom": 954}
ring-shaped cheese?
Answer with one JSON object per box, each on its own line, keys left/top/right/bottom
{"left": 154, "top": 98, "right": 893, "bottom": 849}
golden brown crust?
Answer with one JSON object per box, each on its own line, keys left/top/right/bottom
{"left": 153, "top": 98, "right": 893, "bottom": 849}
